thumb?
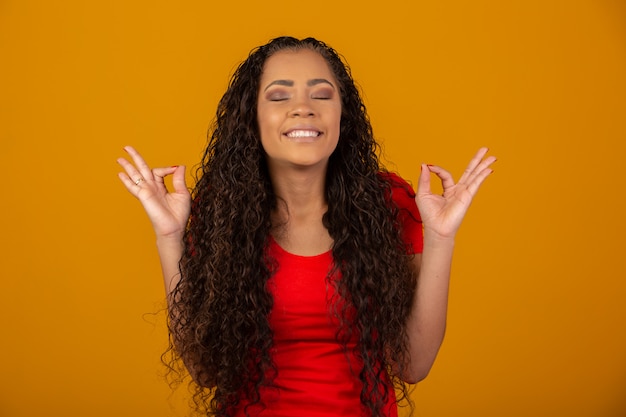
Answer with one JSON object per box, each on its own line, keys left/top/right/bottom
{"left": 417, "top": 164, "right": 432, "bottom": 197}
{"left": 172, "top": 165, "right": 189, "bottom": 195}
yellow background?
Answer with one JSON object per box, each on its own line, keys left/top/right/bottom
{"left": 1, "top": 1, "right": 625, "bottom": 416}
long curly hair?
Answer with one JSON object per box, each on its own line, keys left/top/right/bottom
{"left": 166, "top": 36, "right": 417, "bottom": 417}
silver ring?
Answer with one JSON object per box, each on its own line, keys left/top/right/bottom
{"left": 134, "top": 177, "right": 144, "bottom": 185}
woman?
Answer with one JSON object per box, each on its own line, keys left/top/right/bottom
{"left": 117, "top": 36, "right": 495, "bottom": 417}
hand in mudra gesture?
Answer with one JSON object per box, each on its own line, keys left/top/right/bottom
{"left": 416, "top": 147, "right": 496, "bottom": 240}
{"left": 117, "top": 146, "right": 191, "bottom": 239}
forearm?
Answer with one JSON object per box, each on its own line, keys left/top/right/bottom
{"left": 156, "top": 234, "right": 185, "bottom": 300}
{"left": 405, "top": 231, "right": 455, "bottom": 383}
{"left": 156, "top": 233, "right": 214, "bottom": 387}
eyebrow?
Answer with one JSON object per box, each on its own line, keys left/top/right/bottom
{"left": 263, "top": 78, "right": 335, "bottom": 91}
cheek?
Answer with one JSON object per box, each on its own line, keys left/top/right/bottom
{"left": 258, "top": 106, "right": 281, "bottom": 132}
{"left": 334, "top": 104, "right": 342, "bottom": 126}
{"left": 257, "top": 111, "right": 279, "bottom": 153}
{"left": 333, "top": 108, "right": 343, "bottom": 138}
{"left": 257, "top": 111, "right": 273, "bottom": 142}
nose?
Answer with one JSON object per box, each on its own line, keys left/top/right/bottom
{"left": 288, "top": 97, "right": 315, "bottom": 118}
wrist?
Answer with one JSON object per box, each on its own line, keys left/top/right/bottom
{"left": 422, "top": 227, "right": 456, "bottom": 248}
{"left": 156, "top": 233, "right": 184, "bottom": 247}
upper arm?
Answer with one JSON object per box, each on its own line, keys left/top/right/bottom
{"left": 411, "top": 253, "right": 422, "bottom": 276}
{"left": 381, "top": 172, "right": 424, "bottom": 255}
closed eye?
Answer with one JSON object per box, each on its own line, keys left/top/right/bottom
{"left": 267, "top": 93, "right": 290, "bottom": 101}
{"left": 312, "top": 90, "right": 334, "bottom": 100}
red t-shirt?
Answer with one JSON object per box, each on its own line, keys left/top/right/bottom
{"left": 235, "top": 173, "right": 423, "bottom": 416}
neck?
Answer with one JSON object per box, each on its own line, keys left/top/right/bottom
{"left": 268, "top": 164, "right": 333, "bottom": 256}
{"left": 269, "top": 165, "right": 327, "bottom": 222}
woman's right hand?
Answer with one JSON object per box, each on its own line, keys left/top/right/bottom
{"left": 117, "top": 146, "right": 191, "bottom": 239}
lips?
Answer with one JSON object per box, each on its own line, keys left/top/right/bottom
{"left": 284, "top": 128, "right": 322, "bottom": 138}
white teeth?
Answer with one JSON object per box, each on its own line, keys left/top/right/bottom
{"left": 286, "top": 130, "right": 320, "bottom": 138}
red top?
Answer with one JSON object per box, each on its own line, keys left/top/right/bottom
{"left": 235, "top": 173, "right": 423, "bottom": 416}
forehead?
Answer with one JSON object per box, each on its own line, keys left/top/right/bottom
{"left": 260, "top": 49, "right": 336, "bottom": 84}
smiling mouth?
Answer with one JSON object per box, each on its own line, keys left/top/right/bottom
{"left": 285, "top": 130, "right": 322, "bottom": 138}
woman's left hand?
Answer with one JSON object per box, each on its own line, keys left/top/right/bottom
{"left": 416, "top": 147, "right": 496, "bottom": 240}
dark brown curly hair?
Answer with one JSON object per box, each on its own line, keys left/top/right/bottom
{"left": 166, "top": 36, "right": 418, "bottom": 417}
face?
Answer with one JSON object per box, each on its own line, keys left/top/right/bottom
{"left": 257, "top": 49, "right": 342, "bottom": 172}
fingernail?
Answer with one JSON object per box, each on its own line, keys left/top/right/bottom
{"left": 171, "top": 165, "right": 178, "bottom": 168}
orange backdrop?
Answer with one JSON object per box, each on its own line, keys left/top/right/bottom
{"left": 1, "top": 1, "right": 625, "bottom": 416}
